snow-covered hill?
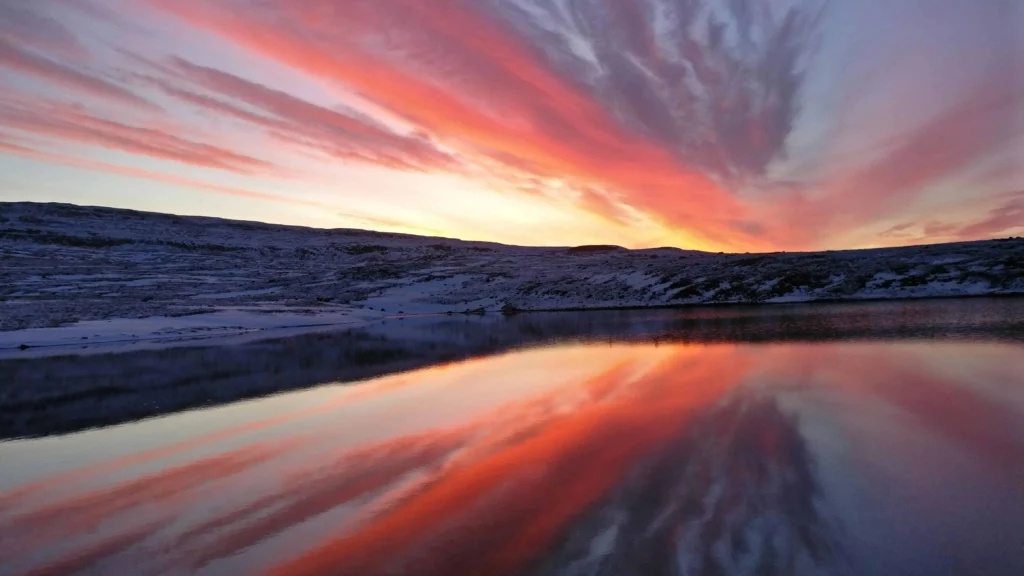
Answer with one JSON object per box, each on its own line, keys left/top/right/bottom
{"left": 1, "top": 202, "right": 1022, "bottom": 354}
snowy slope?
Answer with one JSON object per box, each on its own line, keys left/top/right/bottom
{"left": 1, "top": 202, "right": 1022, "bottom": 354}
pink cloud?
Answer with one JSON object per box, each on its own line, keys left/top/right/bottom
{"left": 771, "top": 74, "right": 1023, "bottom": 249}
{"left": 0, "top": 133, "right": 321, "bottom": 208}
{"left": 0, "top": 38, "right": 155, "bottom": 110}
{"left": 0, "top": 98, "right": 273, "bottom": 174}
{"left": 953, "top": 193, "right": 1024, "bottom": 240}
{"left": 869, "top": 191, "right": 1024, "bottom": 245}
{"left": 0, "top": 0, "right": 1017, "bottom": 250}
{"left": 147, "top": 0, "right": 787, "bottom": 249}
{"left": 165, "top": 58, "right": 460, "bottom": 170}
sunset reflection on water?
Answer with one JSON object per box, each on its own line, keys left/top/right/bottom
{"left": 1, "top": 341, "right": 1023, "bottom": 576}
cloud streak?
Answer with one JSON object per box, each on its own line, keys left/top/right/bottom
{"left": 0, "top": 0, "right": 88, "bottom": 58}
{"left": 156, "top": 57, "right": 460, "bottom": 171}
{"left": 0, "top": 38, "right": 155, "bottom": 110}
{"left": 0, "top": 131, "right": 320, "bottom": 208}
{"left": 150, "top": 0, "right": 774, "bottom": 247}
{"left": 0, "top": 97, "right": 273, "bottom": 173}
{"left": 0, "top": 0, "right": 1020, "bottom": 249}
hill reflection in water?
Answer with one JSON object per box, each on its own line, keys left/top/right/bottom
{"left": 1, "top": 340, "right": 1023, "bottom": 575}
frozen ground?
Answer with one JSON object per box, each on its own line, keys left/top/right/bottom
{"left": 0, "top": 308, "right": 378, "bottom": 359}
{"left": 1, "top": 202, "right": 1023, "bottom": 356}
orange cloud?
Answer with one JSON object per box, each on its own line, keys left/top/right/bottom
{"left": 951, "top": 193, "right": 1024, "bottom": 240}
{"left": 0, "top": 0, "right": 1018, "bottom": 250}
{"left": 148, "top": 0, "right": 764, "bottom": 250}
{"left": 141, "top": 58, "right": 462, "bottom": 172}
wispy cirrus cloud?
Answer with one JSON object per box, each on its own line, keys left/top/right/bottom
{"left": 146, "top": 57, "right": 461, "bottom": 172}
{"left": 776, "top": 74, "right": 1024, "bottom": 246}
{"left": 0, "top": 130, "right": 327, "bottom": 208}
{"left": 0, "top": 38, "right": 155, "bottom": 110}
{"left": 0, "top": 0, "right": 1020, "bottom": 249}
{"left": 0, "top": 0, "right": 88, "bottom": 58}
{"left": 0, "top": 98, "right": 272, "bottom": 174}
{"left": 146, "top": 0, "right": 831, "bottom": 247}
{"left": 880, "top": 191, "right": 1024, "bottom": 244}
{"left": 954, "top": 193, "right": 1024, "bottom": 240}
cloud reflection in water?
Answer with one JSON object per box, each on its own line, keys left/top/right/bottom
{"left": 0, "top": 341, "right": 1022, "bottom": 576}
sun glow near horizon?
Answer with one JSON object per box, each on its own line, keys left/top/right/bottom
{"left": 0, "top": 0, "right": 1021, "bottom": 250}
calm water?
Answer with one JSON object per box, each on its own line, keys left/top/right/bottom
{"left": 1, "top": 300, "right": 1023, "bottom": 575}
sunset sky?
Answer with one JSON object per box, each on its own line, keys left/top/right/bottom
{"left": 0, "top": 0, "right": 1021, "bottom": 251}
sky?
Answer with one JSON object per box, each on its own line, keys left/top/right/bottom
{"left": 0, "top": 0, "right": 1021, "bottom": 252}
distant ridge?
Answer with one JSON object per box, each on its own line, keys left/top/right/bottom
{"left": 2, "top": 201, "right": 1022, "bottom": 340}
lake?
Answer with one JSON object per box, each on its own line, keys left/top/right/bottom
{"left": 1, "top": 298, "right": 1023, "bottom": 575}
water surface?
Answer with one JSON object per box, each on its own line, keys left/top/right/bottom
{"left": 1, "top": 299, "right": 1023, "bottom": 575}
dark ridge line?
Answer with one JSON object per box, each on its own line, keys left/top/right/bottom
{"left": 4, "top": 200, "right": 1020, "bottom": 254}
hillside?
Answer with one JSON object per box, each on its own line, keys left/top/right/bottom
{"left": 1, "top": 202, "right": 1022, "bottom": 355}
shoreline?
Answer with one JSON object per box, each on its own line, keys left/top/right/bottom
{"left": 2, "top": 295, "right": 1023, "bottom": 438}
{"left": 3, "top": 203, "right": 1022, "bottom": 357}
{"left": 3, "top": 292, "right": 1022, "bottom": 360}
{"left": 508, "top": 290, "right": 1024, "bottom": 314}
